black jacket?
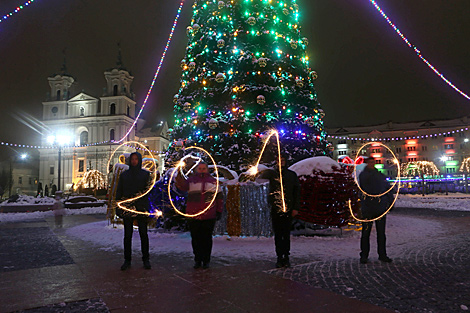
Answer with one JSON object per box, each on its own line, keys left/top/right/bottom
{"left": 115, "top": 152, "right": 151, "bottom": 211}
{"left": 359, "top": 166, "right": 392, "bottom": 219}
{"left": 262, "top": 167, "right": 301, "bottom": 218}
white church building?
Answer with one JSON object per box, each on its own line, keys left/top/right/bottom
{"left": 39, "top": 60, "right": 169, "bottom": 192}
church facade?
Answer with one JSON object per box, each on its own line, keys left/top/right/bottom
{"left": 39, "top": 63, "right": 169, "bottom": 192}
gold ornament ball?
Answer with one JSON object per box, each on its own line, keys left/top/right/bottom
{"left": 188, "top": 62, "right": 196, "bottom": 71}
{"left": 302, "top": 37, "right": 309, "bottom": 46}
{"left": 293, "top": 4, "right": 299, "bottom": 10}
{"left": 208, "top": 118, "right": 219, "bottom": 129}
{"left": 290, "top": 40, "right": 298, "bottom": 49}
{"left": 306, "top": 118, "right": 315, "bottom": 127}
{"left": 175, "top": 141, "right": 183, "bottom": 151}
{"left": 257, "top": 95, "right": 266, "bottom": 105}
{"left": 186, "top": 26, "right": 193, "bottom": 36}
{"left": 192, "top": 24, "right": 200, "bottom": 33}
{"left": 216, "top": 73, "right": 225, "bottom": 83}
{"left": 310, "top": 71, "right": 318, "bottom": 80}
{"left": 296, "top": 79, "right": 304, "bottom": 88}
{"left": 173, "top": 94, "right": 179, "bottom": 104}
{"left": 318, "top": 108, "right": 325, "bottom": 118}
{"left": 183, "top": 102, "right": 191, "bottom": 112}
{"left": 258, "top": 58, "right": 267, "bottom": 67}
{"left": 217, "top": 39, "right": 225, "bottom": 48}
{"left": 283, "top": 8, "right": 289, "bottom": 15}
{"left": 247, "top": 16, "right": 256, "bottom": 26}
{"left": 218, "top": 1, "right": 225, "bottom": 9}
{"left": 166, "top": 128, "right": 173, "bottom": 137}
{"left": 180, "top": 59, "right": 186, "bottom": 69}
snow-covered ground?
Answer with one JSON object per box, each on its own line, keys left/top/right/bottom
{"left": 65, "top": 214, "right": 444, "bottom": 262}
{"left": 0, "top": 206, "right": 107, "bottom": 223}
{"left": 395, "top": 193, "right": 470, "bottom": 211}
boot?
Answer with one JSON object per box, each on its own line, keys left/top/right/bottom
{"left": 275, "top": 257, "right": 283, "bottom": 268}
{"left": 283, "top": 256, "right": 290, "bottom": 268}
{"left": 121, "top": 260, "right": 131, "bottom": 271}
{"left": 193, "top": 261, "right": 202, "bottom": 269}
{"left": 143, "top": 259, "right": 151, "bottom": 270}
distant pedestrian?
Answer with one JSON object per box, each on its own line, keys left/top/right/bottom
{"left": 115, "top": 152, "right": 152, "bottom": 271}
{"left": 52, "top": 191, "right": 65, "bottom": 228}
{"left": 44, "top": 185, "right": 49, "bottom": 197}
{"left": 359, "top": 156, "right": 393, "bottom": 264}
{"left": 261, "top": 154, "right": 300, "bottom": 268}
{"left": 176, "top": 162, "right": 223, "bottom": 269}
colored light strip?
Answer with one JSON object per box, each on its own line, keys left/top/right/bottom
{"left": 0, "top": 0, "right": 36, "bottom": 23}
{"left": 369, "top": 0, "right": 470, "bottom": 100}
{"left": 118, "top": 0, "right": 186, "bottom": 143}
{"left": 328, "top": 127, "right": 469, "bottom": 142}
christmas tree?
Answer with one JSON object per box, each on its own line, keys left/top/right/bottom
{"left": 168, "top": 0, "right": 328, "bottom": 171}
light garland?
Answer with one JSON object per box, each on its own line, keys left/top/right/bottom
{"left": 328, "top": 127, "right": 469, "bottom": 142}
{"left": 118, "top": 0, "right": 186, "bottom": 143}
{"left": 247, "top": 129, "right": 287, "bottom": 213}
{"left": 107, "top": 141, "right": 161, "bottom": 217}
{"left": 400, "top": 161, "right": 440, "bottom": 177}
{"left": 168, "top": 146, "right": 220, "bottom": 218}
{"left": 369, "top": 0, "right": 470, "bottom": 101}
{"left": 350, "top": 142, "right": 401, "bottom": 222}
{"left": 460, "top": 157, "right": 470, "bottom": 173}
{"left": 0, "top": 0, "right": 36, "bottom": 23}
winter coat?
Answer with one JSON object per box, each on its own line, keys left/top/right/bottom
{"left": 359, "top": 166, "right": 393, "bottom": 219}
{"left": 115, "top": 152, "right": 151, "bottom": 212}
{"left": 261, "top": 167, "right": 301, "bottom": 218}
{"left": 177, "top": 173, "right": 223, "bottom": 220}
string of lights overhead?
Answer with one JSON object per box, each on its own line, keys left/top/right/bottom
{"left": 118, "top": 0, "right": 186, "bottom": 143}
{"left": 0, "top": 0, "right": 36, "bottom": 24}
{"left": 368, "top": 0, "right": 470, "bottom": 101}
{"left": 328, "top": 127, "right": 469, "bottom": 142}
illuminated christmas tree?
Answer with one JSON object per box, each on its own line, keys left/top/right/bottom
{"left": 168, "top": 0, "right": 328, "bottom": 170}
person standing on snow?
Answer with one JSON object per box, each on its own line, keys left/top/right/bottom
{"left": 261, "top": 154, "right": 300, "bottom": 268}
{"left": 115, "top": 152, "right": 152, "bottom": 271}
{"left": 176, "top": 162, "right": 223, "bottom": 269}
{"left": 359, "top": 156, "right": 393, "bottom": 264}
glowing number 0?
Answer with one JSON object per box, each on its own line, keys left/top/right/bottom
{"left": 349, "top": 142, "right": 402, "bottom": 222}
{"left": 168, "top": 146, "right": 220, "bottom": 218}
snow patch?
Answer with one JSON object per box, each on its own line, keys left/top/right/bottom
{"left": 289, "top": 156, "right": 341, "bottom": 177}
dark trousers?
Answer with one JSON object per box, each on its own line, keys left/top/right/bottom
{"left": 188, "top": 219, "right": 216, "bottom": 264}
{"left": 272, "top": 216, "right": 292, "bottom": 258}
{"left": 123, "top": 216, "right": 149, "bottom": 261}
{"left": 360, "top": 216, "right": 387, "bottom": 259}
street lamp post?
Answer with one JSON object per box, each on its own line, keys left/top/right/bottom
{"left": 58, "top": 146, "right": 62, "bottom": 191}
{"left": 48, "top": 133, "right": 72, "bottom": 192}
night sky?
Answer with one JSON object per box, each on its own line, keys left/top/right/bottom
{"left": 1, "top": 0, "right": 470, "bottom": 148}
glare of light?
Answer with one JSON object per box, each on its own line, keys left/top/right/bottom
{"left": 20, "top": 153, "right": 28, "bottom": 160}
{"left": 440, "top": 156, "right": 448, "bottom": 162}
{"left": 465, "top": 138, "right": 469, "bottom": 143}
{"left": 247, "top": 166, "right": 258, "bottom": 176}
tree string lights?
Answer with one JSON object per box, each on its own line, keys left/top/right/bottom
{"left": 118, "top": 0, "right": 186, "bottom": 143}
{"left": 400, "top": 161, "right": 440, "bottom": 177}
{"left": 369, "top": 0, "right": 470, "bottom": 101}
{"left": 459, "top": 157, "right": 470, "bottom": 173}
{"left": 0, "top": 0, "right": 36, "bottom": 24}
